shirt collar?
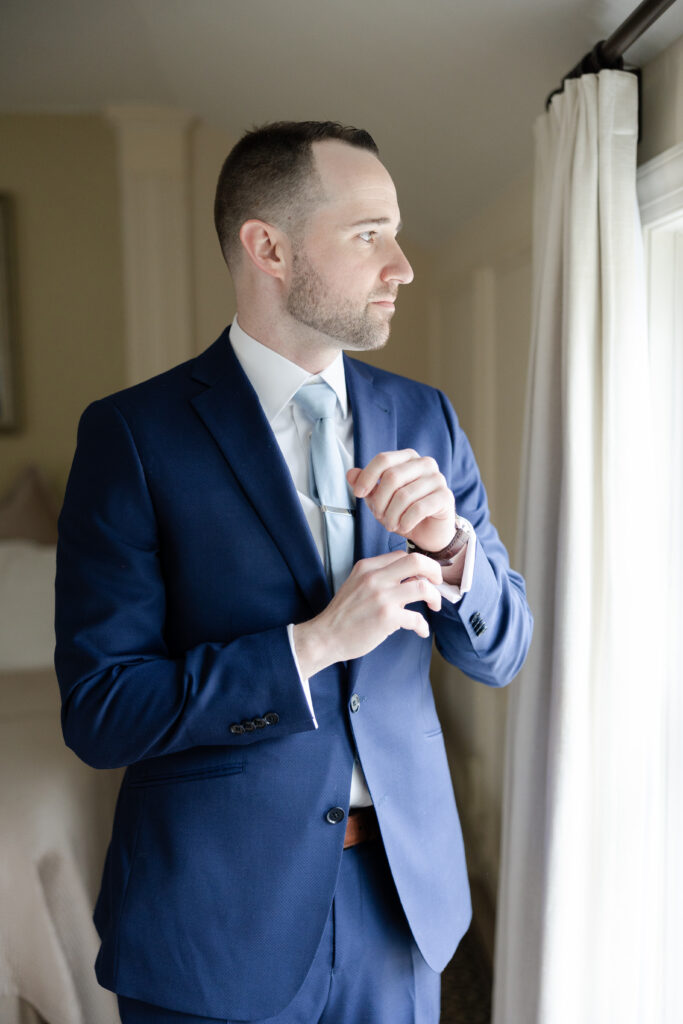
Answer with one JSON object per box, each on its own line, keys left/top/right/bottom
{"left": 229, "top": 315, "right": 348, "bottom": 423}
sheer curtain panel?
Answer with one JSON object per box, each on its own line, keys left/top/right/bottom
{"left": 493, "top": 70, "right": 671, "bottom": 1023}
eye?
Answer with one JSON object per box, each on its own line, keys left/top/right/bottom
{"left": 358, "top": 230, "right": 377, "bottom": 243}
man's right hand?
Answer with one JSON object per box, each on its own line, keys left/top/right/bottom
{"left": 292, "top": 551, "right": 443, "bottom": 679}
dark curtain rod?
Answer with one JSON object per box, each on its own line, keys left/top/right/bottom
{"left": 546, "top": 0, "right": 679, "bottom": 107}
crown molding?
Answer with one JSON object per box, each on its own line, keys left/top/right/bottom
{"left": 638, "top": 142, "right": 683, "bottom": 227}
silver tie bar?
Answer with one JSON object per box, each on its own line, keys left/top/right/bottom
{"left": 319, "top": 505, "right": 356, "bottom": 516}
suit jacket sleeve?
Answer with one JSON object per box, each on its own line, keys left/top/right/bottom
{"left": 55, "top": 398, "right": 316, "bottom": 770}
{"left": 429, "top": 389, "right": 533, "bottom": 686}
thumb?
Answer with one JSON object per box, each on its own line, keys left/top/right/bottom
{"left": 346, "top": 467, "right": 362, "bottom": 489}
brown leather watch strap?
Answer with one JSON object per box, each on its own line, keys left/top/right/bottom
{"left": 407, "top": 525, "right": 469, "bottom": 565}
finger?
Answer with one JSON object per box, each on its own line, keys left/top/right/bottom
{"left": 354, "top": 551, "right": 443, "bottom": 588}
{"left": 381, "top": 473, "right": 448, "bottom": 531}
{"left": 399, "top": 609, "right": 430, "bottom": 639}
{"left": 351, "top": 550, "right": 416, "bottom": 577}
{"left": 346, "top": 467, "right": 362, "bottom": 488}
{"left": 380, "top": 551, "right": 443, "bottom": 586}
{"left": 351, "top": 449, "right": 419, "bottom": 498}
{"left": 398, "top": 577, "right": 442, "bottom": 612}
{"left": 365, "top": 459, "right": 436, "bottom": 520}
{"left": 394, "top": 488, "right": 455, "bottom": 536}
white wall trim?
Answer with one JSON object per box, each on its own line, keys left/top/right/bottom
{"left": 638, "top": 142, "right": 683, "bottom": 228}
{"left": 107, "top": 106, "right": 196, "bottom": 385}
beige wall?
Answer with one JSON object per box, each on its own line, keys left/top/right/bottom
{"left": 640, "top": 32, "right": 683, "bottom": 164}
{"left": 0, "top": 114, "right": 125, "bottom": 499}
{"left": 190, "top": 120, "right": 237, "bottom": 350}
{"left": 0, "top": 115, "right": 240, "bottom": 502}
{"left": 424, "top": 173, "right": 533, "bottom": 905}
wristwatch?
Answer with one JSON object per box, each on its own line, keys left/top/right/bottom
{"left": 406, "top": 518, "right": 471, "bottom": 566}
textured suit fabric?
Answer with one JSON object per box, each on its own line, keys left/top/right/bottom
{"left": 117, "top": 842, "right": 441, "bottom": 1024}
{"left": 54, "top": 327, "right": 532, "bottom": 1021}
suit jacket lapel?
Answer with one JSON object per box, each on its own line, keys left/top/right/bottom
{"left": 344, "top": 356, "right": 404, "bottom": 697}
{"left": 344, "top": 355, "right": 398, "bottom": 564}
{"left": 190, "top": 330, "right": 331, "bottom": 614}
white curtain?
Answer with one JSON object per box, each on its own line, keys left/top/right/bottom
{"left": 493, "top": 70, "right": 677, "bottom": 1022}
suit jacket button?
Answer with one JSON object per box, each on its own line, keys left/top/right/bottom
{"left": 350, "top": 694, "right": 360, "bottom": 713}
{"left": 230, "top": 723, "right": 246, "bottom": 735}
{"left": 253, "top": 717, "right": 267, "bottom": 729}
{"left": 326, "top": 807, "right": 345, "bottom": 825}
{"left": 242, "top": 719, "right": 256, "bottom": 732}
{"left": 264, "top": 712, "right": 279, "bottom": 726}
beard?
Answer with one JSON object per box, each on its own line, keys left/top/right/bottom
{"left": 285, "top": 251, "right": 393, "bottom": 351}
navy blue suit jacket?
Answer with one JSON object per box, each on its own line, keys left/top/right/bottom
{"left": 55, "top": 327, "right": 532, "bottom": 1020}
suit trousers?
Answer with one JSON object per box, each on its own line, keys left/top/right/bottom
{"left": 116, "top": 840, "right": 441, "bottom": 1024}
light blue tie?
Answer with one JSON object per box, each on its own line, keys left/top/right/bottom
{"left": 294, "top": 382, "right": 356, "bottom": 593}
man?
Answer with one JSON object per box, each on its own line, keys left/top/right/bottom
{"left": 55, "top": 121, "right": 532, "bottom": 1024}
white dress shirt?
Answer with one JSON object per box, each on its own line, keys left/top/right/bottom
{"left": 229, "top": 315, "right": 475, "bottom": 807}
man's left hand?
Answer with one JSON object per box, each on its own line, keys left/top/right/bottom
{"left": 347, "top": 449, "right": 456, "bottom": 554}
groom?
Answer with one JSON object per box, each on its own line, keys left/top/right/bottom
{"left": 55, "top": 121, "right": 532, "bottom": 1024}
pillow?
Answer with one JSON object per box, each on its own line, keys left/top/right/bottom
{"left": 0, "top": 465, "right": 59, "bottom": 544}
{"left": 0, "top": 540, "right": 57, "bottom": 670}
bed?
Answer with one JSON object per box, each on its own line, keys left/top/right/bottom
{"left": 0, "top": 468, "right": 122, "bottom": 1024}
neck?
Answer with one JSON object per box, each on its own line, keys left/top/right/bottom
{"left": 236, "top": 307, "right": 341, "bottom": 375}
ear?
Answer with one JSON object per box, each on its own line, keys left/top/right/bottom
{"left": 239, "top": 220, "right": 288, "bottom": 281}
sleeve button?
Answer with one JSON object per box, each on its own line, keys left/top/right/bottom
{"left": 253, "top": 717, "right": 267, "bottom": 729}
{"left": 264, "top": 712, "right": 279, "bottom": 726}
{"left": 229, "top": 723, "right": 246, "bottom": 735}
{"left": 469, "top": 612, "right": 486, "bottom": 636}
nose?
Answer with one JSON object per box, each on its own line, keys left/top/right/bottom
{"left": 382, "top": 240, "right": 414, "bottom": 286}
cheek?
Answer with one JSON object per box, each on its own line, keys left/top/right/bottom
{"left": 324, "top": 263, "right": 365, "bottom": 297}
{"left": 303, "top": 241, "right": 377, "bottom": 296}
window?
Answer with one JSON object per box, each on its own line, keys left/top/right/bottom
{"left": 638, "top": 142, "right": 683, "bottom": 1022}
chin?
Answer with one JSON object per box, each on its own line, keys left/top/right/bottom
{"left": 342, "top": 315, "right": 392, "bottom": 352}
{"left": 342, "top": 330, "right": 390, "bottom": 353}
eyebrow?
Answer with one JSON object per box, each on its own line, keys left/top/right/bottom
{"left": 347, "top": 217, "right": 403, "bottom": 233}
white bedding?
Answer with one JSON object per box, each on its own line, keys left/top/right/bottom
{"left": 0, "top": 570, "right": 124, "bottom": 1024}
{"left": 0, "top": 541, "right": 59, "bottom": 672}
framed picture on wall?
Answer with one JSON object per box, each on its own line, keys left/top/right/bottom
{"left": 0, "top": 194, "right": 17, "bottom": 430}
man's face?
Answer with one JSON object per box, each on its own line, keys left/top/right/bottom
{"left": 285, "top": 140, "right": 414, "bottom": 351}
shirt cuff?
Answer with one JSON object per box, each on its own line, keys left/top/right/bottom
{"left": 437, "top": 516, "right": 476, "bottom": 605}
{"left": 286, "top": 623, "right": 318, "bottom": 728}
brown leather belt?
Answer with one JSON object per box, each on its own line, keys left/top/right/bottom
{"left": 343, "top": 806, "right": 380, "bottom": 849}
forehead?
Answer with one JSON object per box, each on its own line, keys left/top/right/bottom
{"left": 310, "top": 139, "right": 400, "bottom": 221}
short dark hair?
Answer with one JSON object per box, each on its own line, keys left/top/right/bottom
{"left": 214, "top": 120, "right": 379, "bottom": 269}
